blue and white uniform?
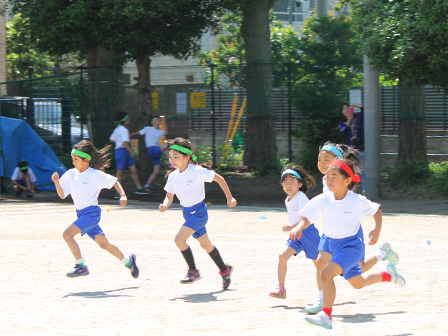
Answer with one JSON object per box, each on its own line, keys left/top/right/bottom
{"left": 110, "top": 125, "right": 134, "bottom": 169}
{"left": 11, "top": 167, "right": 37, "bottom": 184}
{"left": 138, "top": 126, "right": 165, "bottom": 166}
{"left": 301, "top": 191, "right": 380, "bottom": 280}
{"left": 59, "top": 167, "right": 117, "bottom": 240}
{"left": 285, "top": 191, "right": 320, "bottom": 260}
{"left": 164, "top": 164, "right": 215, "bottom": 238}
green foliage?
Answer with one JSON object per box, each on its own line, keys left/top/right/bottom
{"left": 195, "top": 146, "right": 213, "bottom": 165}
{"left": 428, "top": 162, "right": 448, "bottom": 196}
{"left": 254, "top": 159, "right": 283, "bottom": 177}
{"left": 218, "top": 144, "right": 244, "bottom": 169}
{"left": 383, "top": 160, "right": 430, "bottom": 187}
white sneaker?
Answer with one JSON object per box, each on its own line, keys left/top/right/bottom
{"left": 384, "top": 262, "right": 406, "bottom": 287}
{"left": 304, "top": 299, "right": 323, "bottom": 314}
{"left": 305, "top": 311, "right": 333, "bottom": 329}
{"left": 378, "top": 242, "right": 399, "bottom": 265}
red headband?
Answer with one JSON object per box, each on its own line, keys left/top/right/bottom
{"left": 330, "top": 159, "right": 361, "bottom": 183}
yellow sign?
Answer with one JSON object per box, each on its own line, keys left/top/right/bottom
{"left": 152, "top": 92, "right": 159, "bottom": 110}
{"left": 191, "top": 92, "right": 206, "bottom": 108}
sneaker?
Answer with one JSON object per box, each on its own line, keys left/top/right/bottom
{"left": 384, "top": 262, "right": 406, "bottom": 287}
{"left": 143, "top": 187, "right": 154, "bottom": 193}
{"left": 66, "top": 264, "right": 89, "bottom": 277}
{"left": 134, "top": 188, "right": 150, "bottom": 195}
{"left": 269, "top": 285, "right": 286, "bottom": 299}
{"left": 304, "top": 299, "right": 323, "bottom": 314}
{"left": 114, "top": 192, "right": 121, "bottom": 199}
{"left": 378, "top": 242, "right": 399, "bottom": 266}
{"left": 305, "top": 311, "right": 333, "bottom": 329}
{"left": 26, "top": 190, "right": 33, "bottom": 198}
{"left": 219, "top": 265, "right": 233, "bottom": 290}
{"left": 126, "top": 254, "right": 139, "bottom": 278}
{"left": 180, "top": 269, "right": 201, "bottom": 284}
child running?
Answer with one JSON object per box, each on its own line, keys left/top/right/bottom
{"left": 51, "top": 140, "right": 139, "bottom": 278}
{"left": 109, "top": 111, "right": 149, "bottom": 198}
{"left": 130, "top": 115, "right": 169, "bottom": 192}
{"left": 304, "top": 142, "right": 399, "bottom": 315}
{"left": 290, "top": 158, "right": 405, "bottom": 329}
{"left": 269, "top": 164, "right": 322, "bottom": 302}
{"left": 159, "top": 137, "right": 237, "bottom": 289}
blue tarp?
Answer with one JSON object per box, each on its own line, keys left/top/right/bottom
{"left": 0, "top": 116, "right": 67, "bottom": 191}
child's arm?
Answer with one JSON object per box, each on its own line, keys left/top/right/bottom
{"left": 159, "top": 192, "right": 174, "bottom": 212}
{"left": 367, "top": 208, "right": 382, "bottom": 245}
{"left": 51, "top": 172, "right": 65, "bottom": 199}
{"left": 289, "top": 217, "right": 311, "bottom": 241}
{"left": 161, "top": 116, "right": 168, "bottom": 135}
{"left": 113, "top": 181, "right": 127, "bottom": 206}
{"left": 11, "top": 179, "right": 27, "bottom": 190}
{"left": 129, "top": 131, "right": 140, "bottom": 138}
{"left": 213, "top": 173, "right": 237, "bottom": 208}
{"left": 30, "top": 182, "right": 36, "bottom": 194}
{"left": 123, "top": 141, "right": 135, "bottom": 157}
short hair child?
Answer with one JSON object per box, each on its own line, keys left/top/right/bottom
{"left": 159, "top": 137, "right": 237, "bottom": 289}
{"left": 269, "top": 164, "right": 323, "bottom": 304}
{"left": 11, "top": 160, "right": 37, "bottom": 198}
{"left": 291, "top": 157, "right": 405, "bottom": 329}
{"left": 51, "top": 139, "right": 139, "bottom": 278}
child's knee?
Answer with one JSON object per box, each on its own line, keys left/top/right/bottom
{"left": 278, "top": 252, "right": 290, "bottom": 264}
{"left": 96, "top": 239, "right": 110, "bottom": 250}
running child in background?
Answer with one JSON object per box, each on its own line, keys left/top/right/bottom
{"left": 51, "top": 140, "right": 139, "bottom": 278}
{"left": 130, "top": 115, "right": 168, "bottom": 193}
{"left": 269, "top": 165, "right": 322, "bottom": 303}
{"left": 109, "top": 111, "right": 149, "bottom": 198}
{"left": 159, "top": 137, "right": 237, "bottom": 289}
{"left": 290, "top": 158, "right": 405, "bottom": 330}
{"left": 11, "top": 160, "right": 36, "bottom": 198}
{"left": 305, "top": 142, "right": 399, "bottom": 315}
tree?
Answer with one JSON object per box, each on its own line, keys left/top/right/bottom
{"left": 349, "top": 0, "right": 448, "bottom": 164}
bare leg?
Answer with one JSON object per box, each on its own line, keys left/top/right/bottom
{"left": 315, "top": 251, "right": 331, "bottom": 290}
{"left": 23, "top": 174, "right": 32, "bottom": 190}
{"left": 347, "top": 271, "right": 383, "bottom": 289}
{"left": 62, "top": 224, "right": 83, "bottom": 260}
{"left": 276, "top": 246, "right": 296, "bottom": 286}
{"left": 116, "top": 169, "right": 124, "bottom": 185}
{"left": 146, "top": 164, "right": 161, "bottom": 186}
{"left": 196, "top": 233, "right": 215, "bottom": 253}
{"left": 174, "top": 225, "right": 195, "bottom": 251}
{"left": 359, "top": 255, "right": 378, "bottom": 273}
{"left": 129, "top": 165, "right": 142, "bottom": 189}
{"left": 94, "top": 234, "right": 125, "bottom": 260}
{"left": 321, "top": 262, "right": 343, "bottom": 309}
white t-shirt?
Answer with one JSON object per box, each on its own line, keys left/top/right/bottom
{"left": 301, "top": 190, "right": 380, "bottom": 239}
{"left": 11, "top": 167, "right": 37, "bottom": 183}
{"left": 322, "top": 176, "right": 330, "bottom": 193}
{"left": 164, "top": 164, "right": 215, "bottom": 207}
{"left": 139, "top": 126, "right": 165, "bottom": 148}
{"left": 109, "top": 125, "right": 130, "bottom": 149}
{"left": 285, "top": 191, "right": 309, "bottom": 227}
{"left": 59, "top": 167, "right": 117, "bottom": 210}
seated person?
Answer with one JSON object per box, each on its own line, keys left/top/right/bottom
{"left": 11, "top": 160, "right": 36, "bottom": 198}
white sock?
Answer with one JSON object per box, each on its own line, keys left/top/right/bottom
{"left": 75, "top": 258, "right": 85, "bottom": 265}
{"left": 120, "top": 256, "right": 130, "bottom": 265}
{"left": 376, "top": 248, "right": 387, "bottom": 261}
{"left": 318, "top": 290, "right": 323, "bottom": 301}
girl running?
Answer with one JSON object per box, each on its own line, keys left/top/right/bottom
{"left": 290, "top": 158, "right": 405, "bottom": 329}
{"left": 51, "top": 140, "right": 139, "bottom": 278}
{"left": 159, "top": 137, "right": 237, "bottom": 289}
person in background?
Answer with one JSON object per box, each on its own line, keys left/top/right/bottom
{"left": 11, "top": 160, "right": 36, "bottom": 198}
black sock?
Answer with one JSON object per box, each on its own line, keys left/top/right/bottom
{"left": 208, "top": 247, "right": 227, "bottom": 273}
{"left": 181, "top": 247, "right": 196, "bottom": 270}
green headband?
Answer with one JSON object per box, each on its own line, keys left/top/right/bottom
{"left": 170, "top": 144, "right": 197, "bottom": 161}
{"left": 115, "top": 114, "right": 129, "bottom": 126}
{"left": 71, "top": 149, "right": 92, "bottom": 161}
{"left": 19, "top": 165, "right": 29, "bottom": 171}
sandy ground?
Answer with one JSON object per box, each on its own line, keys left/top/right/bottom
{"left": 0, "top": 197, "right": 447, "bottom": 336}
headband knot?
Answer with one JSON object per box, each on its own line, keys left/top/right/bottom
{"left": 330, "top": 159, "right": 361, "bottom": 183}
{"left": 115, "top": 114, "right": 129, "bottom": 127}
{"left": 169, "top": 144, "right": 197, "bottom": 161}
{"left": 281, "top": 169, "right": 302, "bottom": 180}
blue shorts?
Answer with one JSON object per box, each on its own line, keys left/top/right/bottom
{"left": 286, "top": 224, "right": 320, "bottom": 260}
{"left": 327, "top": 233, "right": 365, "bottom": 280}
{"left": 74, "top": 205, "right": 104, "bottom": 240}
{"left": 147, "top": 146, "right": 163, "bottom": 166}
{"left": 319, "top": 226, "right": 365, "bottom": 260}
{"left": 182, "top": 202, "right": 208, "bottom": 239}
{"left": 115, "top": 148, "right": 135, "bottom": 170}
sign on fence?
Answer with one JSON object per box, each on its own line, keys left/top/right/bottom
{"left": 190, "top": 92, "right": 206, "bottom": 108}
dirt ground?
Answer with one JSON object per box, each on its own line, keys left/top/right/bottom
{"left": 1, "top": 185, "right": 447, "bottom": 335}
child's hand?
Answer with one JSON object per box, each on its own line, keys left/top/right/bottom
{"left": 51, "top": 172, "right": 59, "bottom": 182}
{"left": 227, "top": 197, "right": 237, "bottom": 208}
{"left": 368, "top": 228, "right": 380, "bottom": 245}
{"left": 159, "top": 204, "right": 167, "bottom": 212}
{"left": 289, "top": 226, "right": 302, "bottom": 241}
{"left": 282, "top": 224, "right": 292, "bottom": 232}
{"left": 119, "top": 195, "right": 127, "bottom": 206}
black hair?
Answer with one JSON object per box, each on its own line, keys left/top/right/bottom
{"left": 72, "top": 140, "right": 111, "bottom": 171}
{"left": 115, "top": 111, "right": 129, "bottom": 126}
{"left": 319, "top": 141, "right": 363, "bottom": 167}
{"left": 18, "top": 160, "right": 29, "bottom": 172}
{"left": 328, "top": 157, "right": 361, "bottom": 191}
{"left": 280, "top": 164, "right": 316, "bottom": 194}
{"left": 165, "top": 137, "right": 211, "bottom": 177}
{"left": 339, "top": 102, "right": 350, "bottom": 122}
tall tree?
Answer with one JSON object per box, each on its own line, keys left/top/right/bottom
{"left": 350, "top": 0, "right": 448, "bottom": 164}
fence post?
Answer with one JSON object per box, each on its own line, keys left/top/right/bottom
{"left": 26, "top": 67, "right": 35, "bottom": 127}
{"left": 209, "top": 63, "right": 216, "bottom": 168}
{"left": 61, "top": 87, "right": 72, "bottom": 153}
{"left": 287, "top": 62, "right": 293, "bottom": 162}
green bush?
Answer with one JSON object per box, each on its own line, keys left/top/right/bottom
{"left": 195, "top": 146, "right": 213, "bottom": 165}
{"left": 428, "top": 161, "right": 448, "bottom": 196}
{"left": 218, "top": 144, "right": 244, "bottom": 169}
{"left": 383, "top": 160, "right": 430, "bottom": 187}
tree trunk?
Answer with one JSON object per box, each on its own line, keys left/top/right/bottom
{"left": 133, "top": 55, "right": 153, "bottom": 182}
{"left": 397, "top": 80, "right": 427, "bottom": 164}
{"left": 241, "top": 0, "right": 277, "bottom": 169}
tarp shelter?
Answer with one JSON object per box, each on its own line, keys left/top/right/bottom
{"left": 0, "top": 116, "right": 66, "bottom": 191}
